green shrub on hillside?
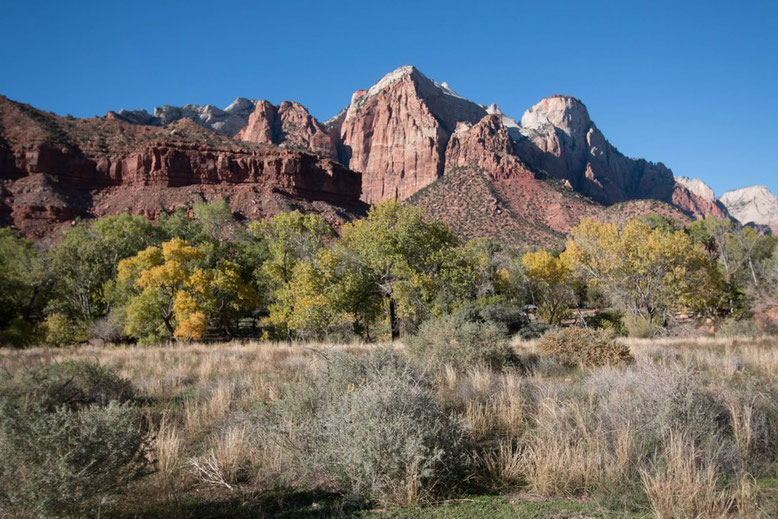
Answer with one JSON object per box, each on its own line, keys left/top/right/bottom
{"left": 538, "top": 327, "right": 632, "bottom": 368}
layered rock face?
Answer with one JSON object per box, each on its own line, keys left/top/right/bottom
{"left": 335, "top": 66, "right": 486, "bottom": 203}
{"left": 108, "top": 98, "right": 337, "bottom": 159}
{"left": 720, "top": 185, "right": 778, "bottom": 232}
{"left": 513, "top": 95, "right": 725, "bottom": 219}
{"left": 1, "top": 96, "right": 365, "bottom": 237}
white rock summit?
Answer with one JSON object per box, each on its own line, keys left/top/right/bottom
{"left": 719, "top": 185, "right": 778, "bottom": 232}
{"left": 676, "top": 177, "right": 715, "bottom": 201}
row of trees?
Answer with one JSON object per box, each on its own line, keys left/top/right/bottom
{"left": 0, "top": 201, "right": 776, "bottom": 346}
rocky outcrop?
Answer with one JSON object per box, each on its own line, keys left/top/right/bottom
{"left": 444, "top": 114, "right": 596, "bottom": 235}
{"left": 337, "top": 66, "right": 486, "bottom": 203}
{"left": 237, "top": 101, "right": 338, "bottom": 159}
{"left": 1, "top": 96, "right": 365, "bottom": 237}
{"left": 411, "top": 112, "right": 694, "bottom": 247}
{"left": 720, "top": 185, "right": 778, "bottom": 232}
{"left": 513, "top": 95, "right": 725, "bottom": 219}
{"left": 107, "top": 97, "right": 257, "bottom": 137}
{"left": 108, "top": 98, "right": 337, "bottom": 159}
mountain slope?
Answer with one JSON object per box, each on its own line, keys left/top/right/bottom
{"left": 409, "top": 114, "right": 691, "bottom": 248}
{"left": 0, "top": 96, "right": 366, "bottom": 237}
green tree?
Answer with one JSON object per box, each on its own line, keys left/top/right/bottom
{"left": 192, "top": 200, "right": 237, "bottom": 242}
{"left": 0, "top": 230, "right": 53, "bottom": 346}
{"left": 250, "top": 211, "right": 334, "bottom": 339}
{"left": 338, "top": 202, "right": 459, "bottom": 339}
{"left": 686, "top": 217, "right": 776, "bottom": 313}
{"left": 48, "top": 215, "right": 160, "bottom": 323}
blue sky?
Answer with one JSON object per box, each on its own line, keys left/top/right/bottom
{"left": 2, "top": 0, "right": 776, "bottom": 196}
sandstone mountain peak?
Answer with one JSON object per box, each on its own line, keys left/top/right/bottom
{"left": 485, "top": 103, "right": 502, "bottom": 115}
{"left": 1, "top": 67, "right": 761, "bottom": 245}
{"left": 336, "top": 66, "right": 486, "bottom": 203}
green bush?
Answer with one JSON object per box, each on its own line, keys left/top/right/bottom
{"left": 585, "top": 310, "right": 627, "bottom": 336}
{"left": 518, "top": 321, "right": 549, "bottom": 340}
{"left": 44, "top": 313, "right": 87, "bottom": 346}
{"left": 538, "top": 327, "right": 632, "bottom": 368}
{"left": 0, "top": 360, "right": 136, "bottom": 412}
{"left": 717, "top": 317, "right": 761, "bottom": 338}
{"left": 453, "top": 303, "right": 528, "bottom": 336}
{"left": 624, "top": 315, "right": 664, "bottom": 338}
{"left": 0, "top": 400, "right": 150, "bottom": 518}
{"left": 405, "top": 313, "right": 516, "bottom": 370}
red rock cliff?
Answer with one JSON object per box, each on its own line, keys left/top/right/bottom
{"left": 336, "top": 66, "right": 486, "bottom": 203}
{"left": 0, "top": 96, "right": 365, "bottom": 237}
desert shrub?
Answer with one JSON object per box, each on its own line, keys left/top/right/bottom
{"left": 537, "top": 327, "right": 632, "bottom": 368}
{"left": 717, "top": 317, "right": 761, "bottom": 338}
{"left": 584, "top": 310, "right": 626, "bottom": 335}
{"left": 519, "top": 362, "right": 751, "bottom": 505}
{"left": 89, "top": 311, "right": 125, "bottom": 344}
{"left": 0, "top": 360, "right": 135, "bottom": 411}
{"left": 517, "top": 321, "right": 549, "bottom": 340}
{"left": 453, "top": 303, "right": 528, "bottom": 336}
{"left": 263, "top": 348, "right": 470, "bottom": 505}
{"left": 320, "top": 373, "right": 469, "bottom": 504}
{"left": 624, "top": 315, "right": 664, "bottom": 338}
{"left": 44, "top": 313, "right": 87, "bottom": 347}
{"left": 0, "top": 400, "right": 150, "bottom": 518}
{"left": 405, "top": 314, "right": 516, "bottom": 370}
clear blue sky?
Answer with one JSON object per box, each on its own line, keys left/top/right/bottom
{"left": 2, "top": 0, "right": 776, "bottom": 196}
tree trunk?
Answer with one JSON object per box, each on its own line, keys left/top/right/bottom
{"left": 387, "top": 296, "right": 399, "bottom": 341}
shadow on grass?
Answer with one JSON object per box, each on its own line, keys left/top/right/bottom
{"left": 112, "top": 489, "right": 368, "bottom": 519}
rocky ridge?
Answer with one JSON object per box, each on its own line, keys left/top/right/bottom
{"left": 2, "top": 65, "right": 767, "bottom": 244}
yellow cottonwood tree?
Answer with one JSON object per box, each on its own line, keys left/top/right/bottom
{"left": 562, "top": 218, "right": 722, "bottom": 325}
{"left": 117, "top": 238, "right": 256, "bottom": 343}
{"left": 522, "top": 250, "right": 575, "bottom": 325}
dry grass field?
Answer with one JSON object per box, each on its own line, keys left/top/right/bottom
{"left": 2, "top": 335, "right": 778, "bottom": 518}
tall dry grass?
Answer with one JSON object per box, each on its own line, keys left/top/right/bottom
{"left": 1, "top": 335, "right": 776, "bottom": 515}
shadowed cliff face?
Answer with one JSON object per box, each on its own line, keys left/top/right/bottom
{"left": 409, "top": 113, "right": 693, "bottom": 248}
{"left": 0, "top": 96, "right": 366, "bottom": 237}
{"left": 513, "top": 95, "right": 726, "bottom": 219}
